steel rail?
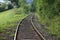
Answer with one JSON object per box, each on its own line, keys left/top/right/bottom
{"left": 31, "top": 16, "right": 46, "bottom": 40}
{"left": 13, "top": 14, "right": 31, "bottom": 40}
{"left": 14, "top": 14, "right": 46, "bottom": 40}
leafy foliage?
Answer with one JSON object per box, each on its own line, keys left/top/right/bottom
{"left": 30, "top": 0, "right": 36, "bottom": 12}
{"left": 0, "top": 9, "right": 27, "bottom": 40}
{"left": 32, "top": 0, "right": 60, "bottom": 37}
{"left": 0, "top": 3, "right": 6, "bottom": 11}
{"left": 18, "top": 0, "right": 31, "bottom": 14}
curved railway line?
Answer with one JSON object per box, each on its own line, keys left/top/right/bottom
{"left": 14, "top": 14, "right": 46, "bottom": 40}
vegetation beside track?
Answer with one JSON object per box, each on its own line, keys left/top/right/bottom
{"left": 31, "top": 0, "right": 60, "bottom": 38}
{"left": 0, "top": 8, "right": 28, "bottom": 40}
{"left": 36, "top": 13, "right": 60, "bottom": 38}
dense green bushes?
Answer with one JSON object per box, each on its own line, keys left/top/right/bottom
{"left": 17, "top": 0, "right": 30, "bottom": 14}
{"left": 36, "top": 0, "right": 60, "bottom": 19}
{"left": 0, "top": 3, "right": 6, "bottom": 11}
{"left": 36, "top": 0, "right": 60, "bottom": 37}
{"left": 30, "top": 0, "right": 36, "bottom": 12}
{"left": 0, "top": 3, "right": 13, "bottom": 12}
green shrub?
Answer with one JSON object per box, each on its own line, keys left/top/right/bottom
{"left": 36, "top": 0, "right": 60, "bottom": 37}
{"left": 14, "top": 7, "right": 25, "bottom": 14}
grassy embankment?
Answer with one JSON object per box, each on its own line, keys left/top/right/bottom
{"left": 36, "top": 0, "right": 60, "bottom": 38}
{"left": 0, "top": 8, "right": 28, "bottom": 40}
{"left": 36, "top": 13, "right": 60, "bottom": 38}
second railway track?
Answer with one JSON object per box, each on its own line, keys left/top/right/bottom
{"left": 14, "top": 14, "right": 46, "bottom": 40}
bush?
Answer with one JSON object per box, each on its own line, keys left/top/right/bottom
{"left": 0, "top": 3, "right": 6, "bottom": 11}
{"left": 14, "top": 7, "right": 25, "bottom": 14}
{"left": 36, "top": 0, "right": 60, "bottom": 37}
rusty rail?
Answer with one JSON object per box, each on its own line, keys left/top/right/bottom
{"left": 14, "top": 14, "right": 46, "bottom": 40}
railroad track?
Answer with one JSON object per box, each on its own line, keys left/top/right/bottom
{"left": 14, "top": 14, "right": 46, "bottom": 40}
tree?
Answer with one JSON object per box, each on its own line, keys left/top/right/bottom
{"left": 31, "top": 0, "right": 36, "bottom": 12}
{"left": 18, "top": 0, "right": 31, "bottom": 13}
{"left": 8, "top": 0, "right": 19, "bottom": 7}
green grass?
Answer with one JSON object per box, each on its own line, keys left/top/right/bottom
{"left": 36, "top": 13, "right": 60, "bottom": 37}
{"left": 48, "top": 16, "right": 60, "bottom": 37}
{"left": 0, "top": 9, "right": 28, "bottom": 40}
{"left": 0, "top": 9, "right": 28, "bottom": 32}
